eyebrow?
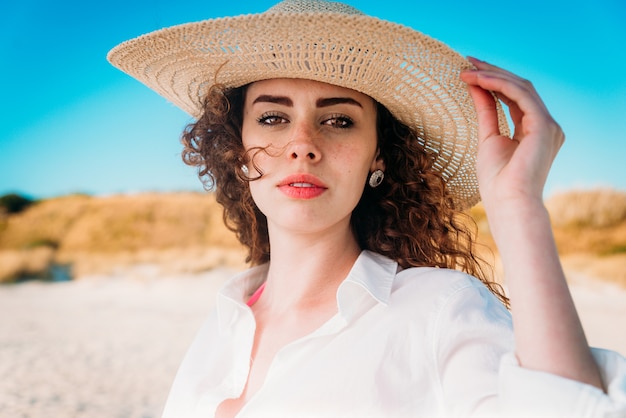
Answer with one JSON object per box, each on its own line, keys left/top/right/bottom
{"left": 316, "top": 97, "right": 363, "bottom": 108}
{"left": 252, "top": 95, "right": 293, "bottom": 106}
{"left": 251, "top": 95, "right": 363, "bottom": 108}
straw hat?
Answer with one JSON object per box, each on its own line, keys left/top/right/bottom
{"left": 107, "top": 0, "right": 509, "bottom": 209}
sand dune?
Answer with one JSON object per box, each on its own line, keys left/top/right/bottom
{"left": 1, "top": 267, "right": 624, "bottom": 418}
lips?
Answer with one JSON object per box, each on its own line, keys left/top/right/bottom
{"left": 278, "top": 174, "right": 327, "bottom": 199}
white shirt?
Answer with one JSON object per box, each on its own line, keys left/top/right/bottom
{"left": 163, "top": 250, "right": 626, "bottom": 417}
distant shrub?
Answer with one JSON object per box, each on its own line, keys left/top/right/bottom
{"left": 0, "top": 247, "right": 55, "bottom": 283}
{"left": 0, "top": 193, "right": 35, "bottom": 214}
{"left": 25, "top": 238, "right": 60, "bottom": 249}
{"left": 601, "top": 245, "right": 626, "bottom": 256}
{"left": 546, "top": 189, "right": 626, "bottom": 228}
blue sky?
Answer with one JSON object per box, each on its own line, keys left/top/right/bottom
{"left": 1, "top": 0, "right": 625, "bottom": 199}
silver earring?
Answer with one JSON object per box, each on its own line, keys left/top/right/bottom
{"left": 368, "top": 169, "right": 384, "bottom": 188}
{"left": 241, "top": 165, "right": 249, "bottom": 176}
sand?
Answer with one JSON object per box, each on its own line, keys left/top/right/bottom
{"left": 1, "top": 267, "right": 625, "bottom": 418}
{"left": 0, "top": 267, "right": 232, "bottom": 418}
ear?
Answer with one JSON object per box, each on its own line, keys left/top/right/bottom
{"left": 370, "top": 149, "right": 385, "bottom": 172}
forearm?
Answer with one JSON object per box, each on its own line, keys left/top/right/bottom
{"left": 486, "top": 198, "right": 604, "bottom": 390}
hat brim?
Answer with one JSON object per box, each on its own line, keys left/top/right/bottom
{"left": 107, "top": 11, "right": 509, "bottom": 209}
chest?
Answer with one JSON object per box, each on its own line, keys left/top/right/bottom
{"left": 218, "top": 304, "right": 342, "bottom": 415}
{"left": 210, "top": 309, "right": 436, "bottom": 417}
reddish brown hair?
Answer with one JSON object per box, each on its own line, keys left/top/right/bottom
{"left": 181, "top": 83, "right": 508, "bottom": 306}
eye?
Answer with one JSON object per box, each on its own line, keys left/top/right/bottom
{"left": 322, "top": 114, "right": 354, "bottom": 129}
{"left": 257, "top": 112, "right": 289, "bottom": 126}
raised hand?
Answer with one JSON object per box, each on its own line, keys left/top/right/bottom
{"left": 460, "top": 57, "right": 564, "bottom": 209}
{"left": 461, "top": 58, "right": 604, "bottom": 390}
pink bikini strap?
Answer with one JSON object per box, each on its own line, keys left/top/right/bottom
{"left": 246, "top": 282, "right": 266, "bottom": 307}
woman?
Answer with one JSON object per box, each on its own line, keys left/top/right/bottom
{"left": 108, "top": 1, "right": 626, "bottom": 416}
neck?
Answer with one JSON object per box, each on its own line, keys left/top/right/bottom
{"left": 258, "top": 222, "right": 361, "bottom": 314}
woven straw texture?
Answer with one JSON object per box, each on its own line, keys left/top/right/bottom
{"left": 107, "top": 0, "right": 509, "bottom": 209}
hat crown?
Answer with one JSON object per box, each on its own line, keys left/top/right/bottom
{"left": 108, "top": 0, "right": 510, "bottom": 209}
{"left": 267, "top": 0, "right": 363, "bottom": 15}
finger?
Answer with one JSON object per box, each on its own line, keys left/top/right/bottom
{"left": 463, "top": 58, "right": 549, "bottom": 114}
{"left": 461, "top": 69, "right": 550, "bottom": 119}
{"left": 467, "top": 57, "right": 527, "bottom": 81}
{"left": 465, "top": 84, "right": 502, "bottom": 143}
{"left": 467, "top": 56, "right": 507, "bottom": 71}
{"left": 462, "top": 71, "right": 525, "bottom": 143}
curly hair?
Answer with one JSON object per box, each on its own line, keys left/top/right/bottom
{"left": 181, "top": 83, "right": 509, "bottom": 307}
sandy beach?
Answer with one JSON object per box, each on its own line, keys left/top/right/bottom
{"left": 1, "top": 267, "right": 625, "bottom": 418}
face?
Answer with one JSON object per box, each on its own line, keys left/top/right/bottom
{"left": 241, "top": 78, "right": 383, "bottom": 237}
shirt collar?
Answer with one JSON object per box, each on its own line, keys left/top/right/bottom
{"left": 336, "top": 250, "right": 397, "bottom": 321}
{"left": 216, "top": 264, "right": 268, "bottom": 333}
{"left": 215, "top": 250, "right": 398, "bottom": 330}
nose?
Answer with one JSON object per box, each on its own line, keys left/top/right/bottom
{"left": 289, "top": 146, "right": 319, "bottom": 161}
{"left": 287, "top": 124, "right": 321, "bottom": 162}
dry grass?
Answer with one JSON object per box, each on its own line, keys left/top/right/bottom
{"left": 560, "top": 254, "right": 626, "bottom": 288}
{"left": 466, "top": 188, "right": 626, "bottom": 287}
{"left": 546, "top": 189, "right": 626, "bottom": 287}
{"left": 1, "top": 189, "right": 625, "bottom": 286}
{"left": 546, "top": 189, "right": 626, "bottom": 257}
{"left": 0, "top": 192, "right": 240, "bottom": 252}
{"left": 0, "top": 247, "right": 56, "bottom": 281}
{"left": 0, "top": 194, "right": 92, "bottom": 250}
{"left": 0, "top": 192, "right": 246, "bottom": 282}
{"left": 546, "top": 188, "right": 626, "bottom": 228}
